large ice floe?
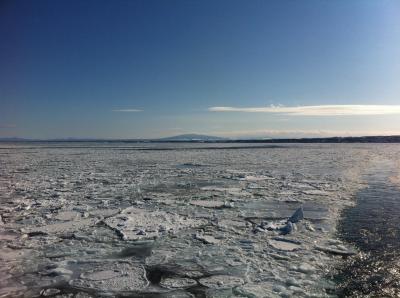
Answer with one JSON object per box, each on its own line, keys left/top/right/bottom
{"left": 0, "top": 142, "right": 397, "bottom": 297}
{"left": 69, "top": 260, "right": 149, "bottom": 294}
{"left": 104, "top": 207, "right": 206, "bottom": 240}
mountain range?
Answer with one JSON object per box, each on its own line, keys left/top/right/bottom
{"left": 2, "top": 134, "right": 400, "bottom": 143}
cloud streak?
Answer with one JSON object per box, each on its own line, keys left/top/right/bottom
{"left": 208, "top": 105, "right": 400, "bottom": 116}
{"left": 112, "top": 109, "right": 143, "bottom": 112}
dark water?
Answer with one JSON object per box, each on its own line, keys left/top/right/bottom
{"left": 336, "top": 163, "right": 400, "bottom": 297}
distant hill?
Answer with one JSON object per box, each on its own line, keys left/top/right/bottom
{"left": 0, "top": 137, "right": 29, "bottom": 141}
{"left": 230, "top": 135, "right": 400, "bottom": 143}
{"left": 156, "top": 133, "right": 227, "bottom": 142}
{"left": 2, "top": 135, "right": 400, "bottom": 143}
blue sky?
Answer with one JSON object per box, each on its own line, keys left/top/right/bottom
{"left": 1, "top": 0, "right": 399, "bottom": 138}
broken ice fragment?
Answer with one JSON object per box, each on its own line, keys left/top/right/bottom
{"left": 314, "top": 245, "right": 356, "bottom": 256}
{"left": 288, "top": 207, "right": 304, "bottom": 223}
{"left": 194, "top": 234, "right": 220, "bottom": 245}
{"left": 46, "top": 267, "right": 74, "bottom": 277}
{"left": 199, "top": 275, "right": 244, "bottom": 289}
{"left": 160, "top": 277, "right": 197, "bottom": 289}
{"left": 252, "top": 226, "right": 266, "bottom": 234}
{"left": 295, "top": 263, "right": 316, "bottom": 274}
{"left": 40, "top": 288, "right": 61, "bottom": 296}
{"left": 280, "top": 222, "right": 295, "bottom": 235}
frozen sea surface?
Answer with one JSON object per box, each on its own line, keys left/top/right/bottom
{"left": 1, "top": 142, "right": 400, "bottom": 297}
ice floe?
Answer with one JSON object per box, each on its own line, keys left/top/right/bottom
{"left": 104, "top": 207, "right": 206, "bottom": 240}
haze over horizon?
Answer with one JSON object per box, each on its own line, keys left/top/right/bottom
{"left": 1, "top": 0, "right": 399, "bottom": 139}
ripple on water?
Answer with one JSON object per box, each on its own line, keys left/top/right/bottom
{"left": 336, "top": 176, "right": 400, "bottom": 297}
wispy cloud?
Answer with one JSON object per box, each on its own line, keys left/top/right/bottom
{"left": 208, "top": 105, "right": 400, "bottom": 116}
{"left": 112, "top": 109, "right": 143, "bottom": 112}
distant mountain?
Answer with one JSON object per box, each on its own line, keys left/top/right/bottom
{"left": 3, "top": 135, "right": 400, "bottom": 143}
{"left": 156, "top": 133, "right": 227, "bottom": 142}
{"left": 0, "top": 137, "right": 29, "bottom": 141}
{"left": 223, "top": 135, "right": 400, "bottom": 143}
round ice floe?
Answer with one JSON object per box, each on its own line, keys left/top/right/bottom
{"left": 194, "top": 234, "right": 221, "bottom": 245}
{"left": 88, "top": 208, "right": 120, "bottom": 218}
{"left": 235, "top": 282, "right": 285, "bottom": 298}
{"left": 218, "top": 219, "right": 247, "bottom": 229}
{"left": 54, "top": 211, "right": 81, "bottom": 221}
{"left": 160, "top": 277, "right": 197, "bottom": 289}
{"left": 69, "top": 261, "right": 149, "bottom": 293}
{"left": 104, "top": 207, "right": 205, "bottom": 240}
{"left": 241, "top": 175, "right": 275, "bottom": 181}
{"left": 81, "top": 270, "right": 121, "bottom": 281}
{"left": 26, "top": 218, "right": 98, "bottom": 235}
{"left": 190, "top": 200, "right": 225, "bottom": 208}
{"left": 199, "top": 275, "right": 244, "bottom": 289}
{"left": 268, "top": 239, "right": 301, "bottom": 252}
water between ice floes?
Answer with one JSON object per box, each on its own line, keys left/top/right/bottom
{"left": 336, "top": 159, "right": 400, "bottom": 297}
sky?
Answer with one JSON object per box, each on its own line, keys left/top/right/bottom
{"left": 1, "top": 0, "right": 400, "bottom": 139}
